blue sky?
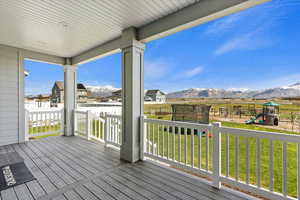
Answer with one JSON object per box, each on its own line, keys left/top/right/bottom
{"left": 25, "top": 0, "right": 300, "bottom": 95}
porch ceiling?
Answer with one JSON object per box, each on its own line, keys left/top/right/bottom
{"left": 0, "top": 0, "right": 269, "bottom": 64}
{"left": 0, "top": 0, "right": 199, "bottom": 58}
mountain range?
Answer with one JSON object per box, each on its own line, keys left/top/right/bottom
{"left": 86, "top": 85, "right": 120, "bottom": 97}
{"left": 166, "top": 82, "right": 300, "bottom": 99}
{"left": 86, "top": 82, "right": 300, "bottom": 99}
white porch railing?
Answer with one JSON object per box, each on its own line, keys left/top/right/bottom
{"left": 25, "top": 109, "right": 64, "bottom": 139}
{"left": 141, "top": 117, "right": 300, "bottom": 200}
{"left": 72, "top": 110, "right": 300, "bottom": 199}
{"left": 74, "top": 110, "right": 122, "bottom": 148}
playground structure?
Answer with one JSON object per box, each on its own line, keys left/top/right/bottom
{"left": 246, "top": 101, "right": 280, "bottom": 126}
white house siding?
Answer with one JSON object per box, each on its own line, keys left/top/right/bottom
{"left": 0, "top": 46, "right": 22, "bottom": 146}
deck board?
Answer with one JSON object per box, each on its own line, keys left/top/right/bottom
{"left": 1, "top": 188, "right": 17, "bottom": 200}
{"left": 63, "top": 190, "right": 82, "bottom": 200}
{"left": 14, "top": 184, "right": 34, "bottom": 200}
{"left": 130, "top": 164, "right": 225, "bottom": 200}
{"left": 73, "top": 185, "right": 99, "bottom": 200}
{"left": 0, "top": 136, "right": 250, "bottom": 200}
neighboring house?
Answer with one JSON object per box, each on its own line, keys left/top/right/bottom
{"left": 145, "top": 90, "right": 166, "bottom": 102}
{"left": 108, "top": 89, "right": 122, "bottom": 102}
{"left": 51, "top": 81, "right": 88, "bottom": 106}
{"left": 112, "top": 89, "right": 122, "bottom": 98}
{"left": 25, "top": 94, "right": 51, "bottom": 109}
{"left": 144, "top": 96, "right": 153, "bottom": 102}
{"left": 108, "top": 89, "right": 166, "bottom": 102}
{"left": 77, "top": 83, "right": 88, "bottom": 103}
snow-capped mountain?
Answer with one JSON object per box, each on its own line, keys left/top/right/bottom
{"left": 167, "top": 82, "right": 300, "bottom": 99}
{"left": 280, "top": 82, "right": 300, "bottom": 90}
{"left": 86, "top": 85, "right": 119, "bottom": 97}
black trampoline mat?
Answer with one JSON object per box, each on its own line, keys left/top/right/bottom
{"left": 0, "top": 159, "right": 35, "bottom": 191}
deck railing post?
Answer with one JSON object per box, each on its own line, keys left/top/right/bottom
{"left": 24, "top": 110, "right": 29, "bottom": 142}
{"left": 86, "top": 110, "right": 91, "bottom": 140}
{"left": 140, "top": 115, "right": 146, "bottom": 160}
{"left": 104, "top": 113, "right": 109, "bottom": 147}
{"left": 61, "top": 109, "right": 65, "bottom": 134}
{"left": 73, "top": 110, "right": 77, "bottom": 136}
{"left": 212, "top": 122, "right": 221, "bottom": 189}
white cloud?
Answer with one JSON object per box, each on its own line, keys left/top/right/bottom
{"left": 208, "top": 1, "right": 286, "bottom": 55}
{"left": 145, "top": 59, "right": 173, "bottom": 80}
{"left": 213, "top": 18, "right": 278, "bottom": 56}
{"left": 214, "top": 33, "right": 267, "bottom": 55}
{"left": 205, "top": 1, "right": 284, "bottom": 36}
{"left": 182, "top": 66, "right": 204, "bottom": 78}
{"left": 205, "top": 13, "right": 243, "bottom": 35}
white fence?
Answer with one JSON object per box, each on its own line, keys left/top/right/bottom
{"left": 74, "top": 110, "right": 122, "bottom": 148}
{"left": 142, "top": 117, "right": 300, "bottom": 200}
{"left": 25, "top": 109, "right": 64, "bottom": 139}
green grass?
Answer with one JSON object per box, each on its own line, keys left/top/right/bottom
{"left": 146, "top": 114, "right": 299, "bottom": 197}
{"left": 29, "top": 123, "right": 62, "bottom": 139}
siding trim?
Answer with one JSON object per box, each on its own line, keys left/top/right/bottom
{"left": 18, "top": 51, "right": 25, "bottom": 143}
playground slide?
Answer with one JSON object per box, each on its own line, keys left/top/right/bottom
{"left": 245, "top": 113, "right": 263, "bottom": 124}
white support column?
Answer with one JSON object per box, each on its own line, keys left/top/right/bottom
{"left": 63, "top": 64, "right": 77, "bottom": 137}
{"left": 120, "top": 27, "right": 145, "bottom": 163}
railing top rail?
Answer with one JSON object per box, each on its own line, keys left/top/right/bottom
{"left": 28, "top": 109, "right": 63, "bottom": 114}
{"left": 144, "top": 117, "right": 300, "bottom": 143}
{"left": 106, "top": 114, "right": 122, "bottom": 119}
{"left": 74, "top": 110, "right": 88, "bottom": 114}
{"left": 144, "top": 118, "right": 212, "bottom": 130}
{"left": 220, "top": 126, "right": 300, "bottom": 143}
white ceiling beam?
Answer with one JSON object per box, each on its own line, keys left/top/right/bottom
{"left": 71, "top": 37, "right": 122, "bottom": 65}
{"left": 71, "top": 0, "right": 269, "bottom": 65}
{"left": 138, "top": 0, "right": 270, "bottom": 42}
{"left": 0, "top": 44, "right": 65, "bottom": 65}
{"left": 23, "top": 49, "right": 65, "bottom": 65}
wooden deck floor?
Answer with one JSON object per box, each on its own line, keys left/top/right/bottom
{"left": 0, "top": 136, "right": 252, "bottom": 200}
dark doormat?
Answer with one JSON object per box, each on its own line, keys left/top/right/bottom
{"left": 0, "top": 153, "right": 35, "bottom": 191}
{"left": 0, "top": 152, "right": 24, "bottom": 167}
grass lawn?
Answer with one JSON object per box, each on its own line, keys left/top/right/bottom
{"left": 146, "top": 114, "right": 299, "bottom": 197}
{"left": 29, "top": 124, "right": 62, "bottom": 139}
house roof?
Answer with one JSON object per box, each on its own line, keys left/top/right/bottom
{"left": 146, "top": 89, "right": 165, "bottom": 95}
{"left": 77, "top": 83, "right": 86, "bottom": 90}
{"left": 112, "top": 89, "right": 122, "bottom": 94}
{"left": 55, "top": 81, "right": 64, "bottom": 90}
{"left": 54, "top": 81, "right": 86, "bottom": 90}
